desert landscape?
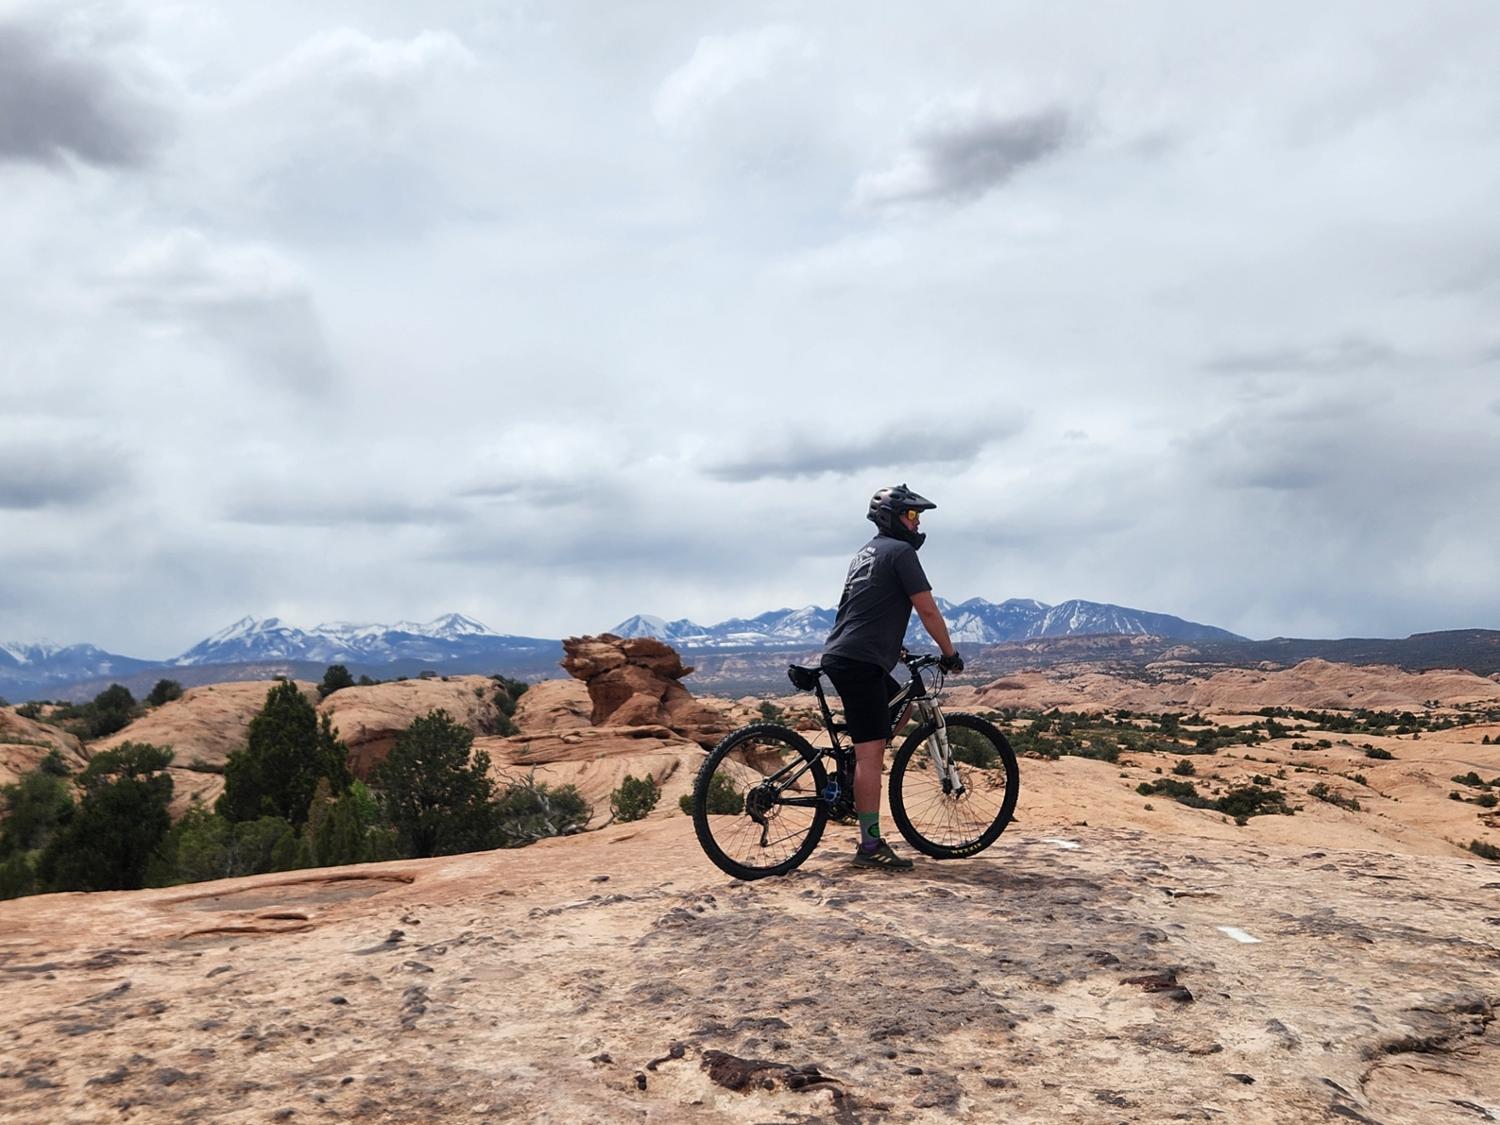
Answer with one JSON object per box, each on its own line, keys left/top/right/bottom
{"left": 3, "top": 642, "right": 1500, "bottom": 1123}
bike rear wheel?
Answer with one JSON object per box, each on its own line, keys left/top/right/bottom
{"left": 692, "top": 723, "right": 829, "bottom": 880}
{"left": 888, "top": 712, "right": 1019, "bottom": 859}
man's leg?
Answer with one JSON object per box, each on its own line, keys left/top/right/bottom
{"left": 852, "top": 737, "right": 913, "bottom": 869}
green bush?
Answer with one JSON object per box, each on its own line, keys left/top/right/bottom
{"left": 1469, "top": 839, "right": 1500, "bottom": 862}
{"left": 1453, "top": 771, "right": 1485, "bottom": 788}
{"left": 0, "top": 759, "right": 75, "bottom": 858}
{"left": 493, "top": 773, "right": 591, "bottom": 847}
{"left": 148, "top": 808, "right": 299, "bottom": 886}
{"left": 37, "top": 743, "right": 174, "bottom": 892}
{"left": 949, "top": 727, "right": 1000, "bottom": 768}
{"left": 1215, "top": 785, "right": 1293, "bottom": 819}
{"left": 1173, "top": 759, "right": 1196, "bottom": 776}
{"left": 610, "top": 774, "right": 660, "bottom": 823}
{"left": 146, "top": 679, "right": 184, "bottom": 708}
{"left": 16, "top": 701, "right": 43, "bottom": 720}
{"left": 758, "top": 701, "right": 785, "bottom": 723}
{"left": 1364, "top": 746, "right": 1394, "bottom": 760}
{"left": 1308, "top": 782, "right": 1361, "bottom": 812}
{"left": 684, "top": 771, "right": 745, "bottom": 816}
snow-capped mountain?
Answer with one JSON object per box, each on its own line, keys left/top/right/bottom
{"left": 611, "top": 597, "right": 1243, "bottom": 649}
{"left": 172, "top": 614, "right": 553, "bottom": 667}
{"left": 0, "top": 641, "right": 155, "bottom": 697}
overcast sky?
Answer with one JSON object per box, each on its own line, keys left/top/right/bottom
{"left": 3, "top": 1, "right": 1499, "bottom": 657}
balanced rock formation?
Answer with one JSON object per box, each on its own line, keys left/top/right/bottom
{"left": 561, "top": 634, "right": 728, "bottom": 748}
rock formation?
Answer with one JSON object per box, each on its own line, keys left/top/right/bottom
{"left": 561, "top": 634, "right": 729, "bottom": 748}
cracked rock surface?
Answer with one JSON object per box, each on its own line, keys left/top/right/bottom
{"left": 1, "top": 820, "right": 1498, "bottom": 1123}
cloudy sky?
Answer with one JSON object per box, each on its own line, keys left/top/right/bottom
{"left": 3, "top": 1, "right": 1499, "bottom": 657}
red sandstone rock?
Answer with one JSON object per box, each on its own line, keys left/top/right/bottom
{"left": 560, "top": 635, "right": 729, "bottom": 748}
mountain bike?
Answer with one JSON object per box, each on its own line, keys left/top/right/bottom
{"left": 690, "top": 652, "right": 1020, "bottom": 880}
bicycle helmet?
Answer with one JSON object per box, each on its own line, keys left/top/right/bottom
{"left": 867, "top": 483, "right": 936, "bottom": 549}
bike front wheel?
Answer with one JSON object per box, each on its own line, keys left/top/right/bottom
{"left": 888, "top": 712, "right": 1019, "bottom": 859}
{"left": 692, "top": 723, "right": 829, "bottom": 880}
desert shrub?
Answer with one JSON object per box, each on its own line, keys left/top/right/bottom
{"left": 375, "top": 710, "right": 499, "bottom": 858}
{"left": 482, "top": 681, "right": 523, "bottom": 736}
{"left": 307, "top": 780, "right": 397, "bottom": 867}
{"left": 758, "top": 701, "right": 785, "bottom": 723}
{"left": 1478, "top": 793, "right": 1499, "bottom": 809}
{"left": 317, "top": 664, "right": 356, "bottom": 700}
{"left": 1215, "top": 785, "right": 1293, "bottom": 819}
{"left": 146, "top": 679, "right": 184, "bottom": 708}
{"left": 1468, "top": 839, "right": 1500, "bottom": 861}
{"left": 0, "top": 754, "right": 75, "bottom": 859}
{"left": 683, "top": 772, "right": 744, "bottom": 816}
{"left": 1308, "top": 782, "right": 1361, "bottom": 812}
{"left": 1364, "top": 746, "right": 1394, "bottom": 760}
{"left": 1453, "top": 772, "right": 1485, "bottom": 788}
{"left": 610, "top": 774, "right": 660, "bottom": 823}
{"left": 16, "top": 701, "right": 43, "bottom": 720}
{"left": 1136, "top": 778, "right": 1213, "bottom": 809}
{"left": 148, "top": 808, "right": 298, "bottom": 886}
{"left": 493, "top": 773, "right": 591, "bottom": 847}
{"left": 37, "top": 743, "right": 173, "bottom": 892}
{"left": 1173, "top": 759, "right": 1196, "bottom": 777}
{"left": 0, "top": 852, "right": 37, "bottom": 899}
{"left": 219, "top": 681, "right": 350, "bottom": 826}
{"left": 950, "top": 726, "right": 1001, "bottom": 768}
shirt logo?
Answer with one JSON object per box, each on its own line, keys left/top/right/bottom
{"left": 844, "top": 546, "right": 876, "bottom": 594}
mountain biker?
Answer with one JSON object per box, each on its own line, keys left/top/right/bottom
{"left": 821, "top": 484, "right": 964, "bottom": 870}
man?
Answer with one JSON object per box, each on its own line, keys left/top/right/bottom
{"left": 821, "top": 484, "right": 964, "bottom": 870}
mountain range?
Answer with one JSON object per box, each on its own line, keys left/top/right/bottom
{"left": 611, "top": 597, "right": 1244, "bottom": 649}
{"left": 8, "top": 603, "right": 1498, "bottom": 703}
{"left": 1, "top": 599, "right": 1237, "bottom": 701}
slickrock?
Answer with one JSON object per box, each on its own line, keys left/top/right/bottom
{"left": 317, "top": 675, "right": 510, "bottom": 778}
{"left": 511, "top": 678, "right": 592, "bottom": 733}
{"left": 561, "top": 635, "right": 729, "bottom": 748}
{"left": 0, "top": 710, "right": 87, "bottom": 785}
{"left": 965, "top": 658, "right": 1500, "bottom": 715}
{"left": 2, "top": 817, "right": 1497, "bottom": 1123}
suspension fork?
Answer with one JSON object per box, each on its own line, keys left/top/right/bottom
{"left": 920, "top": 701, "right": 966, "bottom": 796}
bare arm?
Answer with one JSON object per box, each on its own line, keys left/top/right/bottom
{"left": 910, "top": 590, "right": 956, "bottom": 657}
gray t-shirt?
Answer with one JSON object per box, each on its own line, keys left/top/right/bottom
{"left": 822, "top": 534, "right": 932, "bottom": 670}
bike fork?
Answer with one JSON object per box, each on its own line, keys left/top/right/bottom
{"left": 920, "top": 703, "right": 966, "bottom": 796}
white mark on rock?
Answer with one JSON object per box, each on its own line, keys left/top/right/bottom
{"left": 1040, "top": 838, "right": 1081, "bottom": 850}
{"left": 1217, "top": 926, "right": 1262, "bottom": 944}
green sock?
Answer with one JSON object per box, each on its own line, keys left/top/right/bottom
{"left": 858, "top": 813, "right": 880, "bottom": 850}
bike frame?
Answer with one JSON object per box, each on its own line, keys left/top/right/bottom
{"left": 772, "top": 654, "right": 965, "bottom": 816}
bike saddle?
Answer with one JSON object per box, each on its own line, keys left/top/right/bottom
{"left": 786, "top": 664, "right": 823, "bottom": 691}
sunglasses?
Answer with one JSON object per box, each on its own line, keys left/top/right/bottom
{"left": 905, "top": 509, "right": 922, "bottom": 522}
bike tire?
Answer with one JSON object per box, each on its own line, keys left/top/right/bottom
{"left": 888, "top": 712, "right": 1019, "bottom": 859}
{"left": 692, "top": 723, "right": 829, "bottom": 880}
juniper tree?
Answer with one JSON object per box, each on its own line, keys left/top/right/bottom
{"left": 218, "top": 680, "right": 350, "bottom": 826}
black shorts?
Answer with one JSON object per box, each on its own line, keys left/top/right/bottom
{"left": 821, "top": 656, "right": 901, "bottom": 743}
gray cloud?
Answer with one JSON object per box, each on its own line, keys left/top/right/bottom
{"left": 0, "top": 443, "right": 129, "bottom": 509}
{"left": 109, "top": 231, "right": 335, "bottom": 392}
{"left": 0, "top": 18, "right": 161, "bottom": 167}
{"left": 703, "top": 418, "right": 1024, "bottom": 483}
{"left": 1203, "top": 335, "right": 1402, "bottom": 376}
{"left": 224, "top": 496, "right": 467, "bottom": 529}
{"left": 856, "top": 104, "right": 1070, "bottom": 206}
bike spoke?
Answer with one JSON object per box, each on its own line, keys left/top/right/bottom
{"left": 694, "top": 726, "right": 828, "bottom": 878}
